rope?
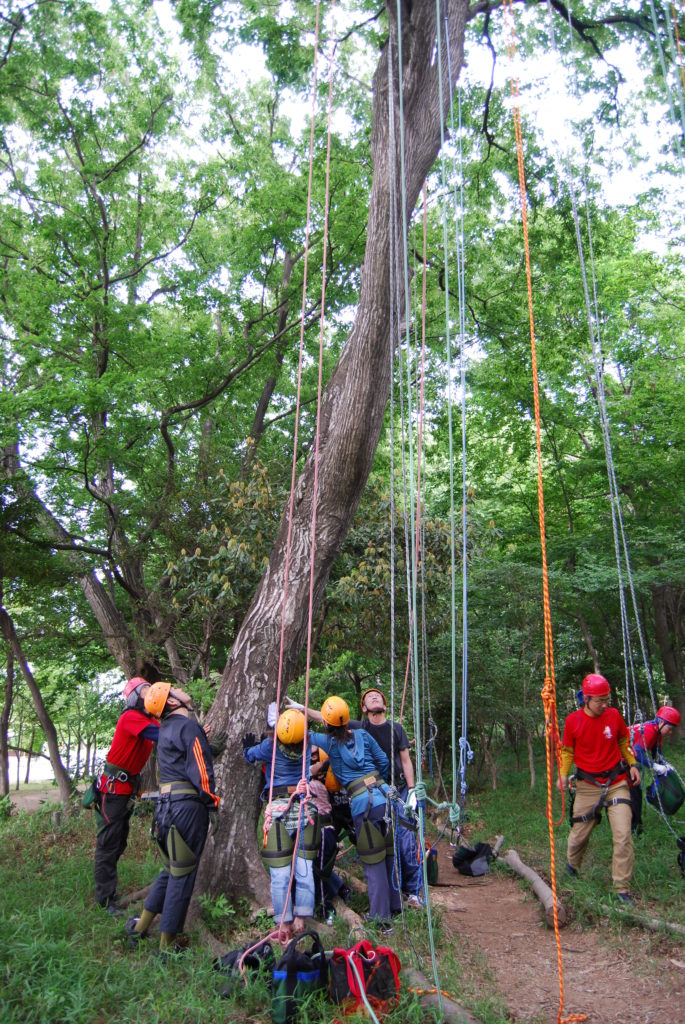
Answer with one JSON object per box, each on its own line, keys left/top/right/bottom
{"left": 264, "top": 0, "right": 338, "bottom": 930}
{"left": 503, "top": 3, "right": 585, "bottom": 1022}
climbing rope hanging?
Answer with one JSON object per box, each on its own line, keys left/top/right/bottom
{"left": 503, "top": 2, "right": 586, "bottom": 1022}
{"left": 264, "top": 0, "right": 338, "bottom": 937}
{"left": 549, "top": 2, "right": 685, "bottom": 847}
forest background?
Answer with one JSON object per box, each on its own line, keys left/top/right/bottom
{"left": 0, "top": 0, "right": 684, "bottom": 902}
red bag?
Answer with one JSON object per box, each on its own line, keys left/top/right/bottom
{"left": 329, "top": 939, "right": 401, "bottom": 1017}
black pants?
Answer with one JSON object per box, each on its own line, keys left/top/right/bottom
{"left": 94, "top": 791, "right": 134, "bottom": 905}
{"left": 630, "top": 782, "right": 643, "bottom": 833}
{"left": 144, "top": 797, "right": 209, "bottom": 934}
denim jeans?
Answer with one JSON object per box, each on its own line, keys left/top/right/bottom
{"left": 395, "top": 786, "right": 422, "bottom": 897}
{"left": 270, "top": 857, "right": 315, "bottom": 924}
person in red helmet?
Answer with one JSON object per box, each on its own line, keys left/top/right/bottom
{"left": 629, "top": 705, "right": 681, "bottom": 834}
{"left": 558, "top": 673, "right": 640, "bottom": 903}
{"left": 92, "top": 676, "right": 160, "bottom": 914}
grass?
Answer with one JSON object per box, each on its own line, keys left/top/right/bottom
{"left": 1, "top": 744, "right": 683, "bottom": 1024}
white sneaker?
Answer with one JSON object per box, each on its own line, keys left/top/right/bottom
{"left": 406, "top": 895, "right": 423, "bottom": 909}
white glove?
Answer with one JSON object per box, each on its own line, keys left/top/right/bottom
{"left": 652, "top": 762, "right": 669, "bottom": 776}
{"left": 284, "top": 696, "right": 305, "bottom": 711}
{"left": 405, "top": 789, "right": 418, "bottom": 813}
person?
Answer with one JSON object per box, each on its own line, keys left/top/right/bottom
{"left": 629, "top": 705, "right": 681, "bottom": 834}
{"left": 126, "top": 682, "right": 220, "bottom": 954}
{"left": 308, "top": 748, "right": 351, "bottom": 921}
{"left": 356, "top": 686, "right": 423, "bottom": 906}
{"left": 243, "top": 709, "right": 316, "bottom": 939}
{"left": 93, "top": 676, "right": 160, "bottom": 914}
{"left": 310, "top": 696, "right": 402, "bottom": 931}
{"left": 558, "top": 673, "right": 640, "bottom": 903}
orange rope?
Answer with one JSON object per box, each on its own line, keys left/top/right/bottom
{"left": 503, "top": 3, "right": 584, "bottom": 1023}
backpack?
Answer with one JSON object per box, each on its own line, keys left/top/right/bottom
{"left": 646, "top": 769, "right": 685, "bottom": 816}
{"left": 214, "top": 940, "right": 275, "bottom": 999}
{"left": 452, "top": 841, "right": 494, "bottom": 877}
{"left": 271, "top": 930, "right": 328, "bottom": 1024}
{"left": 329, "top": 939, "right": 401, "bottom": 1017}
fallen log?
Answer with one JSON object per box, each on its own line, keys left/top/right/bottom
{"left": 600, "top": 904, "right": 685, "bottom": 939}
{"left": 119, "top": 884, "right": 153, "bottom": 908}
{"left": 499, "top": 848, "right": 567, "bottom": 928}
{"left": 403, "top": 966, "right": 481, "bottom": 1024}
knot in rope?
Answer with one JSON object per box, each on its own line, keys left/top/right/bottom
{"left": 448, "top": 804, "right": 461, "bottom": 828}
{"left": 413, "top": 781, "right": 428, "bottom": 803}
{"left": 458, "top": 736, "right": 473, "bottom": 763}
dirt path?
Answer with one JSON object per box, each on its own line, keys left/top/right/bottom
{"left": 8, "top": 785, "right": 62, "bottom": 813}
{"left": 431, "top": 841, "right": 685, "bottom": 1024}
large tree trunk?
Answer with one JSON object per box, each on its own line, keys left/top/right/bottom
{"left": 651, "top": 584, "right": 684, "bottom": 720}
{"left": 199, "top": 0, "right": 469, "bottom": 901}
{"left": 0, "top": 606, "right": 73, "bottom": 804}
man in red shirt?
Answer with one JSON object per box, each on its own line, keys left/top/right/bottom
{"left": 558, "top": 673, "right": 640, "bottom": 903}
{"left": 94, "top": 677, "right": 160, "bottom": 913}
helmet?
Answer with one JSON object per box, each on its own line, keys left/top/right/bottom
{"left": 144, "top": 682, "right": 172, "bottom": 718}
{"left": 657, "top": 706, "right": 681, "bottom": 727}
{"left": 321, "top": 696, "right": 350, "bottom": 727}
{"left": 123, "top": 676, "right": 148, "bottom": 699}
{"left": 277, "top": 709, "right": 305, "bottom": 745}
{"left": 325, "top": 764, "right": 343, "bottom": 793}
{"left": 360, "top": 687, "right": 386, "bottom": 711}
{"left": 581, "top": 674, "right": 610, "bottom": 698}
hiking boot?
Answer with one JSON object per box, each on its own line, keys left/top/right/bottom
{"left": 616, "top": 891, "right": 634, "bottom": 905}
{"left": 125, "top": 916, "right": 147, "bottom": 948}
{"left": 565, "top": 863, "right": 578, "bottom": 877}
{"left": 406, "top": 894, "right": 423, "bottom": 909}
{"left": 99, "top": 897, "right": 125, "bottom": 918}
{"left": 338, "top": 884, "right": 352, "bottom": 905}
{"left": 157, "top": 934, "right": 190, "bottom": 959}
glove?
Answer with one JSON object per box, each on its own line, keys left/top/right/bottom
{"left": 242, "top": 732, "right": 257, "bottom": 753}
{"left": 284, "top": 696, "right": 304, "bottom": 711}
{"left": 652, "top": 762, "right": 669, "bottom": 776}
{"left": 209, "top": 730, "right": 228, "bottom": 757}
{"left": 405, "top": 788, "right": 418, "bottom": 815}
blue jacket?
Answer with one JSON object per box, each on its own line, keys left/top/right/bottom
{"left": 244, "top": 736, "right": 310, "bottom": 794}
{"left": 309, "top": 730, "right": 389, "bottom": 817}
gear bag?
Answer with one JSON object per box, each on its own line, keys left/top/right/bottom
{"left": 271, "top": 929, "right": 328, "bottom": 1024}
{"left": 646, "top": 769, "right": 685, "bottom": 816}
{"left": 329, "top": 939, "right": 401, "bottom": 1018}
{"left": 452, "top": 842, "right": 493, "bottom": 877}
{"left": 214, "top": 940, "right": 275, "bottom": 999}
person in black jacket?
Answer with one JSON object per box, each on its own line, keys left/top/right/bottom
{"left": 126, "top": 683, "right": 220, "bottom": 954}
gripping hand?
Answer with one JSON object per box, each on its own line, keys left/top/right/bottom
{"left": 242, "top": 732, "right": 257, "bottom": 753}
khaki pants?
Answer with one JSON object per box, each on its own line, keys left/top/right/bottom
{"left": 567, "top": 779, "right": 633, "bottom": 893}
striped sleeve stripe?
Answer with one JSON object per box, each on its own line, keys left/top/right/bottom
{"left": 193, "top": 736, "right": 209, "bottom": 790}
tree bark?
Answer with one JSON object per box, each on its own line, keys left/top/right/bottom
{"left": 0, "top": 606, "right": 73, "bottom": 804}
{"left": 198, "top": 0, "right": 470, "bottom": 902}
{"left": 0, "top": 648, "right": 13, "bottom": 797}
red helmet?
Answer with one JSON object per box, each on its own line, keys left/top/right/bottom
{"left": 123, "top": 676, "right": 148, "bottom": 699}
{"left": 581, "top": 674, "right": 610, "bottom": 697}
{"left": 657, "top": 706, "right": 681, "bottom": 727}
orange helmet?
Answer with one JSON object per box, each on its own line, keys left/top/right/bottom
{"left": 144, "top": 682, "right": 172, "bottom": 718}
{"left": 325, "top": 764, "right": 343, "bottom": 793}
{"left": 321, "top": 696, "right": 349, "bottom": 727}
{"left": 277, "top": 709, "right": 306, "bottom": 745}
{"left": 361, "top": 687, "right": 386, "bottom": 711}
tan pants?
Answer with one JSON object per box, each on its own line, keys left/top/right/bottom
{"left": 567, "top": 779, "right": 633, "bottom": 893}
